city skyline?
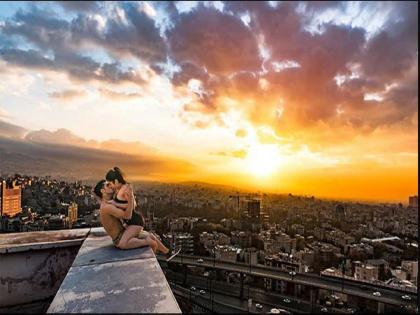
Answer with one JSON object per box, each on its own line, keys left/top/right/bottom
{"left": 0, "top": 1, "right": 418, "bottom": 203}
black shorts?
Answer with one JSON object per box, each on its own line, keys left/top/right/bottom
{"left": 124, "top": 211, "right": 144, "bottom": 227}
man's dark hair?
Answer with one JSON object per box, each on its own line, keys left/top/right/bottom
{"left": 93, "top": 179, "right": 106, "bottom": 199}
{"left": 105, "top": 166, "right": 127, "bottom": 184}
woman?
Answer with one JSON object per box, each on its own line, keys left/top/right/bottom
{"left": 93, "top": 179, "right": 157, "bottom": 252}
{"left": 105, "top": 167, "right": 169, "bottom": 254}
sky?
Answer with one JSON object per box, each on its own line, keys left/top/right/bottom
{"left": 0, "top": 1, "right": 418, "bottom": 203}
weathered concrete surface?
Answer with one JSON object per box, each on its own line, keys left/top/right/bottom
{"left": 0, "top": 228, "right": 90, "bottom": 253}
{"left": 0, "top": 229, "right": 87, "bottom": 308}
{"left": 0, "top": 246, "right": 81, "bottom": 308}
{"left": 48, "top": 228, "right": 181, "bottom": 313}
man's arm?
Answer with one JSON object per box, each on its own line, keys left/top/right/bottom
{"left": 101, "top": 203, "right": 131, "bottom": 220}
{"left": 106, "top": 200, "right": 128, "bottom": 209}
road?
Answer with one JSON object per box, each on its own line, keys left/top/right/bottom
{"left": 166, "top": 270, "right": 356, "bottom": 314}
{"left": 157, "top": 254, "right": 418, "bottom": 309}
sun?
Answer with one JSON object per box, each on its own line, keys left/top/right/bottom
{"left": 245, "top": 144, "right": 281, "bottom": 177}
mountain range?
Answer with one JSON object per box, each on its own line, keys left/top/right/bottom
{"left": 0, "top": 119, "right": 196, "bottom": 181}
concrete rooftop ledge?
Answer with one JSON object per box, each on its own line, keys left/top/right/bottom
{"left": 47, "top": 227, "right": 182, "bottom": 313}
{"left": 0, "top": 228, "right": 90, "bottom": 254}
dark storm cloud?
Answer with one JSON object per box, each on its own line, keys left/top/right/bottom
{"left": 168, "top": 1, "right": 417, "bottom": 133}
{"left": 167, "top": 6, "right": 262, "bottom": 76}
{"left": 0, "top": 1, "right": 417, "bottom": 135}
{"left": 357, "top": 1, "right": 418, "bottom": 82}
{"left": 56, "top": 1, "right": 100, "bottom": 12}
{"left": 1, "top": 8, "right": 70, "bottom": 51}
{"left": 0, "top": 48, "right": 146, "bottom": 85}
{"left": 1, "top": 3, "right": 167, "bottom": 64}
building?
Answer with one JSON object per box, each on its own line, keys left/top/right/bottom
{"left": 401, "top": 260, "right": 418, "bottom": 284}
{"left": 248, "top": 200, "right": 261, "bottom": 219}
{"left": 335, "top": 204, "right": 346, "bottom": 221}
{"left": 408, "top": 196, "right": 418, "bottom": 208}
{"left": 47, "top": 215, "right": 67, "bottom": 230}
{"left": 214, "top": 245, "right": 239, "bottom": 262}
{"left": 1, "top": 179, "right": 22, "bottom": 217}
{"left": 199, "top": 232, "right": 231, "bottom": 249}
{"left": 162, "top": 232, "right": 194, "bottom": 255}
{"left": 354, "top": 264, "right": 379, "bottom": 282}
{"left": 67, "top": 202, "right": 78, "bottom": 229}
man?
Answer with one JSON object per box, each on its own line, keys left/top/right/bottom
{"left": 93, "top": 179, "right": 158, "bottom": 252}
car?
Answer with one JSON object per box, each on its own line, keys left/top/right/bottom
{"left": 372, "top": 291, "right": 381, "bottom": 297}
{"left": 321, "top": 307, "right": 328, "bottom": 313}
{"left": 325, "top": 301, "right": 332, "bottom": 306}
{"left": 269, "top": 308, "right": 280, "bottom": 314}
{"left": 197, "top": 258, "right": 204, "bottom": 263}
{"left": 199, "top": 289, "right": 206, "bottom": 295}
{"left": 337, "top": 301, "right": 344, "bottom": 308}
{"left": 190, "top": 286, "right": 196, "bottom": 291}
{"left": 203, "top": 271, "right": 210, "bottom": 277}
{"left": 256, "top": 303, "right": 263, "bottom": 310}
{"left": 283, "top": 298, "right": 291, "bottom": 303}
{"left": 289, "top": 271, "right": 297, "bottom": 276}
{"left": 401, "top": 295, "right": 412, "bottom": 301}
{"left": 346, "top": 308, "right": 356, "bottom": 314}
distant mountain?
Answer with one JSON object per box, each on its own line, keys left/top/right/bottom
{"left": 0, "top": 119, "right": 27, "bottom": 138}
{"left": 24, "top": 129, "right": 157, "bottom": 156}
{"left": 0, "top": 136, "right": 196, "bottom": 182}
{"left": 25, "top": 128, "right": 88, "bottom": 146}
{"left": 178, "top": 180, "right": 240, "bottom": 191}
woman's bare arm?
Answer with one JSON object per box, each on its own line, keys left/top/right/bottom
{"left": 123, "top": 184, "right": 135, "bottom": 220}
{"left": 106, "top": 200, "right": 128, "bottom": 209}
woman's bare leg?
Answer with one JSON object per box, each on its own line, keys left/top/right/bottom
{"left": 148, "top": 232, "right": 169, "bottom": 254}
{"left": 149, "top": 236, "right": 158, "bottom": 253}
{"left": 118, "top": 225, "right": 145, "bottom": 249}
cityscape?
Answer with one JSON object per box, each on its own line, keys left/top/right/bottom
{"left": 0, "top": 173, "right": 418, "bottom": 313}
{"left": 0, "top": 1, "right": 418, "bottom": 314}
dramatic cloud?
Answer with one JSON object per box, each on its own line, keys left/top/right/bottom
{"left": 48, "top": 89, "right": 87, "bottom": 100}
{"left": 56, "top": 1, "right": 100, "bottom": 12}
{"left": 0, "top": 1, "right": 417, "bottom": 200}
{"left": 98, "top": 88, "right": 142, "bottom": 100}
{"left": 0, "top": 48, "right": 147, "bottom": 86}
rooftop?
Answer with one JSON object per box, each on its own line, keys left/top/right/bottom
{"left": 1, "top": 227, "right": 181, "bottom": 313}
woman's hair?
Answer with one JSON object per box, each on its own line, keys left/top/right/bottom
{"left": 105, "top": 166, "right": 127, "bottom": 184}
{"left": 93, "top": 179, "right": 106, "bottom": 199}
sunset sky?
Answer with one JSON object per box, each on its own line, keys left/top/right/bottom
{"left": 0, "top": 1, "right": 418, "bottom": 203}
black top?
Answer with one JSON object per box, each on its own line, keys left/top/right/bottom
{"left": 113, "top": 194, "right": 144, "bottom": 227}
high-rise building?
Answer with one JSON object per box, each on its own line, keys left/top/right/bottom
{"left": 1, "top": 179, "right": 22, "bottom": 217}
{"left": 408, "top": 196, "right": 418, "bottom": 208}
{"left": 248, "top": 200, "right": 261, "bottom": 219}
{"left": 68, "top": 202, "right": 78, "bottom": 229}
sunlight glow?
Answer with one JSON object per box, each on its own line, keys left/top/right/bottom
{"left": 245, "top": 143, "right": 282, "bottom": 177}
